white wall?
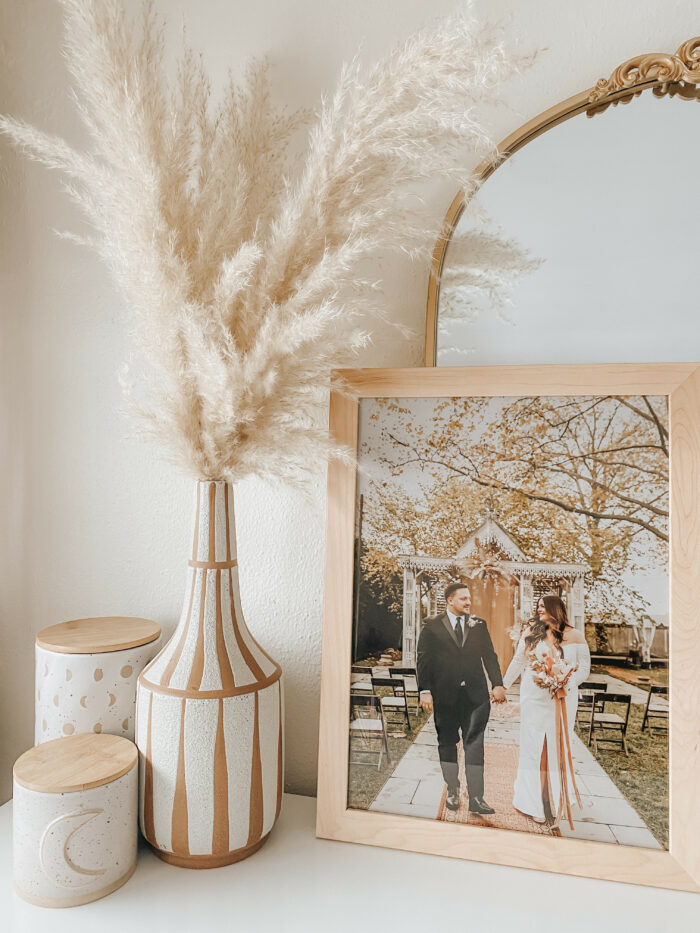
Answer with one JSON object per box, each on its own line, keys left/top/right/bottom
{"left": 1, "top": 0, "right": 697, "bottom": 803}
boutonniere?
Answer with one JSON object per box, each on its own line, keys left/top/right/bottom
{"left": 467, "top": 615, "right": 481, "bottom": 628}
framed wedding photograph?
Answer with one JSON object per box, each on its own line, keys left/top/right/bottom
{"left": 316, "top": 364, "right": 700, "bottom": 892}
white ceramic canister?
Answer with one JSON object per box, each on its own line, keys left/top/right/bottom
{"left": 13, "top": 733, "right": 138, "bottom": 908}
{"left": 36, "top": 617, "right": 161, "bottom": 743}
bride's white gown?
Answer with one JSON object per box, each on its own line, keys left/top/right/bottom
{"left": 503, "top": 636, "right": 591, "bottom": 820}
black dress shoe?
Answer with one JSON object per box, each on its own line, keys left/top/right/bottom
{"left": 468, "top": 796, "right": 495, "bottom": 815}
{"left": 445, "top": 788, "right": 460, "bottom": 811}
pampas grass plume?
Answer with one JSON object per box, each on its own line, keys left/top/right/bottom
{"left": 1, "top": 0, "right": 532, "bottom": 484}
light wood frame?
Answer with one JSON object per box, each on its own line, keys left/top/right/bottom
{"left": 317, "top": 362, "right": 700, "bottom": 893}
{"left": 424, "top": 36, "right": 700, "bottom": 366}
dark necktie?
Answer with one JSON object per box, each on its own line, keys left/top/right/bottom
{"left": 455, "top": 616, "right": 464, "bottom": 643}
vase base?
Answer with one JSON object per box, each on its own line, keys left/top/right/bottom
{"left": 149, "top": 832, "right": 270, "bottom": 869}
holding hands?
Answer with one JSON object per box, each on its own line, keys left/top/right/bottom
{"left": 420, "top": 687, "right": 506, "bottom": 709}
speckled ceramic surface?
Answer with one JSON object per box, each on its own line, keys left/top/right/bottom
{"left": 137, "top": 481, "right": 284, "bottom": 868}
{"left": 13, "top": 762, "right": 137, "bottom": 907}
{"left": 36, "top": 638, "right": 161, "bottom": 744}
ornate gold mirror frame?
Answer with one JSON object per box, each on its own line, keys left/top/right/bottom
{"left": 424, "top": 36, "right": 700, "bottom": 366}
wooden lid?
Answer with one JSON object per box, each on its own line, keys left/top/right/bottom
{"left": 36, "top": 616, "right": 161, "bottom": 654}
{"left": 13, "top": 734, "right": 137, "bottom": 794}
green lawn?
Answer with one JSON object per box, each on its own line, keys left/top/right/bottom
{"left": 575, "top": 697, "right": 668, "bottom": 848}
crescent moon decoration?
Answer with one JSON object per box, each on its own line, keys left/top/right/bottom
{"left": 80, "top": 696, "right": 88, "bottom": 708}
{"left": 108, "top": 693, "right": 116, "bottom": 708}
{"left": 39, "top": 810, "right": 107, "bottom": 888}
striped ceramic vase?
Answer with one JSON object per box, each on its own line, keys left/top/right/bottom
{"left": 136, "top": 481, "right": 283, "bottom": 868}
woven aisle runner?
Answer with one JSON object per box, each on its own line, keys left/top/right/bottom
{"left": 437, "top": 740, "right": 561, "bottom": 836}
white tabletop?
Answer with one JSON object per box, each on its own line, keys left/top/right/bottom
{"left": 1, "top": 794, "right": 695, "bottom": 931}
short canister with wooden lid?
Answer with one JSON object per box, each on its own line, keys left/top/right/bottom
{"left": 35, "top": 616, "right": 162, "bottom": 744}
{"left": 13, "top": 733, "right": 138, "bottom": 908}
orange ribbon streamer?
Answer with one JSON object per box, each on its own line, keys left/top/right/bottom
{"left": 552, "top": 689, "right": 583, "bottom": 830}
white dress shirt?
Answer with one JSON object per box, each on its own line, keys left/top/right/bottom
{"left": 446, "top": 609, "right": 467, "bottom": 635}
{"left": 420, "top": 610, "right": 467, "bottom": 696}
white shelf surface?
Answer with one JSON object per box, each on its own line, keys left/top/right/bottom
{"left": 1, "top": 794, "right": 696, "bottom": 931}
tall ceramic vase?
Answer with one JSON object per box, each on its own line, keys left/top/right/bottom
{"left": 136, "top": 481, "right": 283, "bottom": 868}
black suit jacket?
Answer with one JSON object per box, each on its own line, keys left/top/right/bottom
{"left": 417, "top": 613, "right": 503, "bottom": 706}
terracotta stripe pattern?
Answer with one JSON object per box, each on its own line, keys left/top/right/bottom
{"left": 136, "top": 482, "right": 284, "bottom": 868}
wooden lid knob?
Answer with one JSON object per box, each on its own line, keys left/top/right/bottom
{"left": 13, "top": 734, "right": 138, "bottom": 794}
{"left": 36, "top": 616, "right": 161, "bottom": 654}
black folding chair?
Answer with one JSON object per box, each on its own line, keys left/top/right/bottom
{"left": 641, "top": 684, "right": 669, "bottom": 734}
{"left": 371, "top": 676, "right": 412, "bottom": 733}
{"left": 349, "top": 694, "right": 390, "bottom": 770}
{"left": 588, "top": 692, "right": 632, "bottom": 755}
{"left": 576, "top": 680, "right": 608, "bottom": 726}
{"left": 388, "top": 666, "right": 419, "bottom": 717}
{"left": 350, "top": 664, "right": 373, "bottom": 695}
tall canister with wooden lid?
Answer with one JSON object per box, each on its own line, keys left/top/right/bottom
{"left": 35, "top": 617, "right": 161, "bottom": 743}
{"left": 13, "top": 733, "right": 138, "bottom": 907}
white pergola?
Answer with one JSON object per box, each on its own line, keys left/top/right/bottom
{"left": 397, "top": 513, "right": 588, "bottom": 667}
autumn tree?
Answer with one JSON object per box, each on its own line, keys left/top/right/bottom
{"left": 370, "top": 394, "right": 668, "bottom": 627}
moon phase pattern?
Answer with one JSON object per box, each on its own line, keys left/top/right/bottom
{"left": 62, "top": 723, "right": 75, "bottom": 735}
{"left": 35, "top": 638, "right": 162, "bottom": 744}
{"left": 93, "top": 722, "right": 102, "bottom": 733}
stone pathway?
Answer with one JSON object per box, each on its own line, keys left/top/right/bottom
{"left": 369, "top": 695, "right": 662, "bottom": 849}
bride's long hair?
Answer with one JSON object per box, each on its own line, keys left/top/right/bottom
{"left": 524, "top": 595, "right": 570, "bottom": 655}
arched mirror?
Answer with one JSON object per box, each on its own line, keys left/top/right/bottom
{"left": 425, "top": 38, "right": 700, "bottom": 366}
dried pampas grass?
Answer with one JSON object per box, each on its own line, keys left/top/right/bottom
{"left": 1, "top": 0, "right": 531, "bottom": 484}
{"left": 439, "top": 228, "right": 543, "bottom": 334}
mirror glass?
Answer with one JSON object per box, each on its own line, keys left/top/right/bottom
{"left": 435, "top": 91, "right": 700, "bottom": 365}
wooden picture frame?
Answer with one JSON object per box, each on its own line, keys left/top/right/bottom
{"left": 316, "top": 363, "right": 700, "bottom": 892}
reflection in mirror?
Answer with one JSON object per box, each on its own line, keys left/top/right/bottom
{"left": 436, "top": 91, "right": 700, "bottom": 365}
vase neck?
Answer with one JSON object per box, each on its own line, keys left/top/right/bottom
{"left": 140, "top": 479, "right": 279, "bottom": 694}
{"left": 190, "top": 481, "right": 237, "bottom": 568}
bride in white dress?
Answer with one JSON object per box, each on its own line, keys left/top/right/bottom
{"left": 503, "top": 595, "right": 591, "bottom": 824}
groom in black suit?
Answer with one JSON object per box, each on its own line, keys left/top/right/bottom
{"left": 417, "top": 582, "right": 506, "bottom": 814}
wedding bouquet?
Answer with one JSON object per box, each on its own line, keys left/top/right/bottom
{"left": 528, "top": 647, "right": 577, "bottom": 699}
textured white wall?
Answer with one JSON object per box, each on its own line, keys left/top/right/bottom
{"left": 1, "top": 0, "right": 697, "bottom": 803}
